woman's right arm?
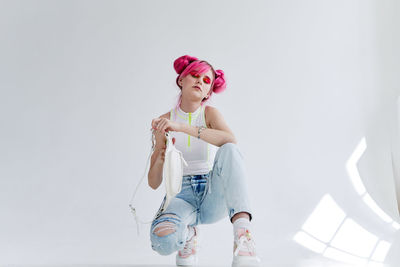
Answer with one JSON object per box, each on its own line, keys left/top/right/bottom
{"left": 147, "top": 144, "right": 165, "bottom": 190}
{"left": 148, "top": 113, "right": 169, "bottom": 190}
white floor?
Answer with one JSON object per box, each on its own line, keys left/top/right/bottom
{"left": 0, "top": 261, "right": 392, "bottom": 267}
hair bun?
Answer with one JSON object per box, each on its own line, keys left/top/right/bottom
{"left": 173, "top": 55, "right": 199, "bottom": 74}
{"left": 212, "top": 69, "right": 227, "bottom": 93}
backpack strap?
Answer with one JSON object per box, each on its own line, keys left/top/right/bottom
{"left": 128, "top": 129, "right": 158, "bottom": 235}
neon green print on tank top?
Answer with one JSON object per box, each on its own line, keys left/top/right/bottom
{"left": 188, "top": 112, "right": 191, "bottom": 147}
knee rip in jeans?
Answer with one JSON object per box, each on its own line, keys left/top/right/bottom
{"left": 153, "top": 214, "right": 179, "bottom": 237}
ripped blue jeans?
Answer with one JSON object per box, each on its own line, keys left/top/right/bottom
{"left": 150, "top": 142, "right": 253, "bottom": 255}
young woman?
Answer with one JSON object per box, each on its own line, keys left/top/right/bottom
{"left": 148, "top": 55, "right": 261, "bottom": 267}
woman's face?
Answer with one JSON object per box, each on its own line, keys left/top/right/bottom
{"left": 179, "top": 68, "right": 214, "bottom": 101}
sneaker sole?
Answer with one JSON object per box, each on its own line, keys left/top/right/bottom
{"left": 176, "top": 254, "right": 198, "bottom": 266}
{"left": 232, "top": 256, "right": 261, "bottom": 267}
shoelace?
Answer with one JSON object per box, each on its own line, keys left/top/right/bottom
{"left": 234, "top": 230, "right": 256, "bottom": 257}
{"left": 179, "top": 230, "right": 197, "bottom": 257}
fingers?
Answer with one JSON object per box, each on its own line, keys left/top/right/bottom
{"left": 152, "top": 118, "right": 170, "bottom": 133}
{"left": 159, "top": 120, "right": 169, "bottom": 133}
{"left": 151, "top": 118, "right": 161, "bottom": 130}
{"left": 156, "top": 120, "right": 164, "bottom": 132}
{"left": 152, "top": 118, "right": 166, "bottom": 130}
{"left": 151, "top": 118, "right": 162, "bottom": 130}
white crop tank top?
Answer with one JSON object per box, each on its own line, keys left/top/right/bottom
{"left": 169, "top": 105, "right": 219, "bottom": 176}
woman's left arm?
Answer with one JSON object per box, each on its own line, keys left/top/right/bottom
{"left": 179, "top": 106, "right": 237, "bottom": 147}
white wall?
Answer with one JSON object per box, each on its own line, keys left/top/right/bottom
{"left": 393, "top": 96, "right": 400, "bottom": 214}
{"left": 386, "top": 0, "right": 400, "bottom": 214}
{"left": 0, "top": 0, "right": 399, "bottom": 266}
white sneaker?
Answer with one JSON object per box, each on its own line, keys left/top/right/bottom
{"left": 232, "top": 228, "right": 261, "bottom": 267}
{"left": 176, "top": 226, "right": 198, "bottom": 266}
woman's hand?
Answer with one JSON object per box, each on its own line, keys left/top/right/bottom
{"left": 151, "top": 117, "right": 182, "bottom": 134}
{"left": 151, "top": 118, "right": 177, "bottom": 149}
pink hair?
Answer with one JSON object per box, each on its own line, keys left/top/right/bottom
{"left": 173, "top": 55, "right": 227, "bottom": 108}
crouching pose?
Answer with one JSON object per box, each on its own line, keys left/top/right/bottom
{"left": 148, "top": 55, "right": 261, "bottom": 267}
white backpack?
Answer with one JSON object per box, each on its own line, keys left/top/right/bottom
{"left": 129, "top": 130, "right": 187, "bottom": 234}
{"left": 162, "top": 132, "right": 188, "bottom": 210}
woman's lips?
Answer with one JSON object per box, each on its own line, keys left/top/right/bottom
{"left": 193, "top": 86, "right": 201, "bottom": 90}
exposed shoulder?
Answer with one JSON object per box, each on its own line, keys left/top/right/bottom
{"left": 204, "top": 105, "right": 220, "bottom": 128}
{"left": 204, "top": 105, "right": 237, "bottom": 143}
